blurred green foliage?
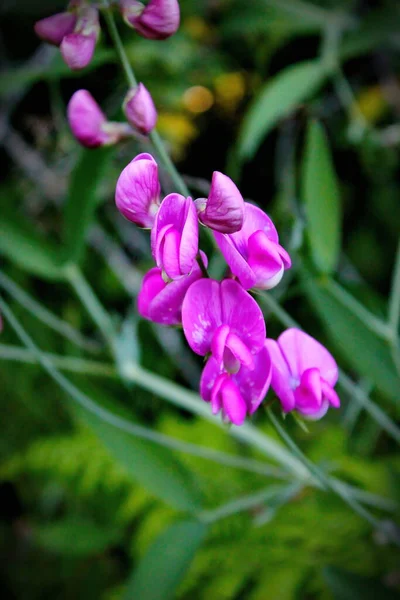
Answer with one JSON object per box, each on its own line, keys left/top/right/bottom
{"left": 0, "top": 0, "right": 400, "bottom": 598}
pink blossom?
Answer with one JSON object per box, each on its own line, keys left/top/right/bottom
{"left": 151, "top": 194, "right": 199, "bottom": 279}
{"left": 123, "top": 83, "right": 157, "bottom": 135}
{"left": 116, "top": 153, "right": 161, "bottom": 227}
{"left": 214, "top": 202, "right": 291, "bottom": 290}
{"left": 68, "top": 90, "right": 128, "bottom": 148}
{"left": 138, "top": 257, "right": 206, "bottom": 325}
{"left": 60, "top": 6, "right": 100, "bottom": 70}
{"left": 265, "top": 328, "right": 340, "bottom": 420}
{"left": 181, "top": 278, "right": 265, "bottom": 373}
{"left": 194, "top": 172, "right": 244, "bottom": 234}
{"left": 120, "top": 0, "right": 180, "bottom": 40}
{"left": 34, "top": 12, "right": 77, "bottom": 46}
{"left": 200, "top": 345, "right": 272, "bottom": 425}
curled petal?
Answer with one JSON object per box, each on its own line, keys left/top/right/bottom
{"left": 124, "top": 83, "right": 157, "bottom": 135}
{"left": 277, "top": 328, "right": 339, "bottom": 386}
{"left": 122, "top": 0, "right": 180, "bottom": 40}
{"left": 115, "top": 153, "right": 161, "bottom": 227}
{"left": 197, "top": 172, "right": 244, "bottom": 233}
{"left": 235, "top": 344, "right": 272, "bottom": 415}
{"left": 61, "top": 31, "right": 97, "bottom": 70}
{"left": 293, "top": 368, "right": 322, "bottom": 416}
{"left": 247, "top": 231, "right": 289, "bottom": 290}
{"left": 67, "top": 90, "right": 111, "bottom": 148}
{"left": 264, "top": 338, "right": 295, "bottom": 412}
{"left": 34, "top": 12, "right": 77, "bottom": 45}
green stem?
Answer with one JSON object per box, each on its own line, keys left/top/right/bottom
{"left": 259, "top": 291, "right": 400, "bottom": 444}
{"left": 0, "top": 271, "right": 101, "bottom": 353}
{"left": 102, "top": 4, "right": 190, "bottom": 197}
{"left": 388, "top": 238, "right": 400, "bottom": 335}
{"left": 65, "top": 264, "right": 116, "bottom": 353}
{"left": 266, "top": 407, "right": 398, "bottom": 543}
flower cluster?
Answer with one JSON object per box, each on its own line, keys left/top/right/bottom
{"left": 35, "top": 0, "right": 178, "bottom": 146}
{"left": 115, "top": 154, "right": 340, "bottom": 425}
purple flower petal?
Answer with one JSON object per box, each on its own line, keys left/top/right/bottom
{"left": 293, "top": 368, "right": 322, "bottom": 415}
{"left": 137, "top": 267, "right": 166, "bottom": 320}
{"left": 247, "top": 231, "right": 286, "bottom": 289}
{"left": 115, "top": 153, "right": 160, "bottom": 228}
{"left": 122, "top": 0, "right": 180, "bottom": 40}
{"left": 197, "top": 172, "right": 244, "bottom": 233}
{"left": 124, "top": 83, "right": 157, "bottom": 135}
{"left": 235, "top": 344, "right": 272, "bottom": 415}
{"left": 277, "top": 328, "right": 338, "bottom": 386}
{"left": 60, "top": 31, "right": 96, "bottom": 70}
{"left": 264, "top": 338, "right": 295, "bottom": 412}
{"left": 34, "top": 12, "right": 77, "bottom": 46}
{"left": 213, "top": 231, "right": 256, "bottom": 289}
{"left": 67, "top": 90, "right": 110, "bottom": 148}
{"left": 182, "top": 279, "right": 222, "bottom": 356}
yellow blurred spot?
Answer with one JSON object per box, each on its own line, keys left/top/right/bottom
{"left": 354, "top": 85, "right": 388, "bottom": 123}
{"left": 184, "top": 16, "right": 212, "bottom": 42}
{"left": 183, "top": 86, "right": 214, "bottom": 114}
{"left": 157, "top": 113, "right": 198, "bottom": 160}
{"left": 214, "top": 72, "right": 246, "bottom": 113}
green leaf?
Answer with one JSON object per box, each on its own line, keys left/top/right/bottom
{"left": 76, "top": 401, "right": 202, "bottom": 513}
{"left": 116, "top": 311, "right": 141, "bottom": 381}
{"left": 302, "top": 271, "right": 400, "bottom": 404}
{"left": 323, "top": 566, "right": 398, "bottom": 600}
{"left": 301, "top": 120, "right": 341, "bottom": 273}
{"left": 33, "top": 516, "right": 120, "bottom": 557}
{"left": 125, "top": 520, "right": 207, "bottom": 600}
{"left": 63, "top": 147, "right": 114, "bottom": 264}
{"left": 237, "top": 60, "right": 326, "bottom": 162}
{"left": 0, "top": 209, "right": 63, "bottom": 280}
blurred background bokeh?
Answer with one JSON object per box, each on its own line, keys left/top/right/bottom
{"left": 0, "top": 0, "right": 399, "bottom": 598}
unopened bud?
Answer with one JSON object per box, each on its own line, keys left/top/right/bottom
{"left": 60, "top": 6, "right": 100, "bottom": 70}
{"left": 120, "top": 0, "right": 180, "bottom": 40}
{"left": 123, "top": 83, "right": 157, "bottom": 135}
{"left": 34, "top": 11, "right": 77, "bottom": 46}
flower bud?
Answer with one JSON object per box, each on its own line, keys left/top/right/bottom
{"left": 34, "top": 12, "right": 77, "bottom": 46}
{"left": 68, "top": 90, "right": 127, "bottom": 148}
{"left": 123, "top": 83, "right": 157, "bottom": 135}
{"left": 60, "top": 6, "right": 100, "bottom": 70}
{"left": 115, "top": 153, "right": 161, "bottom": 227}
{"left": 120, "top": 0, "right": 180, "bottom": 40}
{"left": 195, "top": 172, "right": 244, "bottom": 233}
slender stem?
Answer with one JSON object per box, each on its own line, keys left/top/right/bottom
{"left": 102, "top": 4, "right": 190, "bottom": 197}
{"left": 65, "top": 264, "right": 116, "bottom": 353}
{"left": 0, "top": 299, "right": 289, "bottom": 481}
{"left": 266, "top": 407, "right": 398, "bottom": 543}
{"left": 0, "top": 271, "right": 101, "bottom": 353}
{"left": 388, "top": 238, "right": 400, "bottom": 335}
{"left": 260, "top": 291, "right": 400, "bottom": 444}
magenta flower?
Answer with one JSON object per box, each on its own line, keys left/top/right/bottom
{"left": 123, "top": 83, "right": 157, "bottom": 135}
{"left": 265, "top": 328, "right": 340, "bottom": 420}
{"left": 182, "top": 278, "right": 265, "bottom": 373}
{"left": 67, "top": 90, "right": 129, "bottom": 148}
{"left": 60, "top": 5, "right": 100, "bottom": 70}
{"left": 151, "top": 194, "right": 199, "bottom": 280}
{"left": 214, "top": 202, "right": 291, "bottom": 290}
{"left": 120, "top": 0, "right": 180, "bottom": 40}
{"left": 200, "top": 346, "right": 271, "bottom": 425}
{"left": 116, "top": 153, "right": 161, "bottom": 228}
{"left": 194, "top": 172, "right": 244, "bottom": 234}
{"left": 138, "top": 258, "right": 206, "bottom": 325}
{"left": 34, "top": 11, "right": 77, "bottom": 46}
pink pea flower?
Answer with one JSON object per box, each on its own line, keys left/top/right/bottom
{"left": 60, "top": 5, "right": 100, "bottom": 70}
{"left": 120, "top": 0, "right": 180, "bottom": 40}
{"left": 138, "top": 255, "right": 207, "bottom": 325}
{"left": 194, "top": 172, "right": 244, "bottom": 234}
{"left": 265, "top": 328, "right": 340, "bottom": 420}
{"left": 151, "top": 193, "right": 199, "bottom": 280}
{"left": 68, "top": 90, "right": 131, "bottom": 148}
{"left": 123, "top": 83, "right": 157, "bottom": 135}
{"left": 116, "top": 153, "right": 161, "bottom": 227}
{"left": 200, "top": 346, "right": 272, "bottom": 425}
{"left": 214, "top": 202, "right": 291, "bottom": 290}
{"left": 182, "top": 278, "right": 265, "bottom": 373}
{"left": 34, "top": 12, "right": 77, "bottom": 46}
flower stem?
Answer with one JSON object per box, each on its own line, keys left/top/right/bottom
{"left": 102, "top": 4, "right": 190, "bottom": 197}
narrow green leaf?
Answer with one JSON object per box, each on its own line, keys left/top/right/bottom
{"left": 76, "top": 401, "right": 202, "bottom": 513}
{"left": 302, "top": 271, "right": 400, "bottom": 404}
{"left": 116, "top": 312, "right": 141, "bottom": 381}
{"left": 302, "top": 120, "right": 341, "bottom": 273}
{"left": 237, "top": 60, "right": 326, "bottom": 162}
{"left": 323, "top": 566, "right": 398, "bottom": 600}
{"left": 64, "top": 147, "right": 113, "bottom": 264}
{"left": 125, "top": 520, "right": 207, "bottom": 600}
{"left": 0, "top": 209, "right": 63, "bottom": 280}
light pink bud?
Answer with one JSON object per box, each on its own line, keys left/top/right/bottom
{"left": 120, "top": 0, "right": 180, "bottom": 40}
{"left": 123, "top": 83, "right": 157, "bottom": 135}
{"left": 195, "top": 172, "right": 244, "bottom": 234}
{"left": 67, "top": 90, "right": 124, "bottom": 148}
{"left": 60, "top": 6, "right": 100, "bottom": 70}
{"left": 34, "top": 12, "right": 77, "bottom": 46}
